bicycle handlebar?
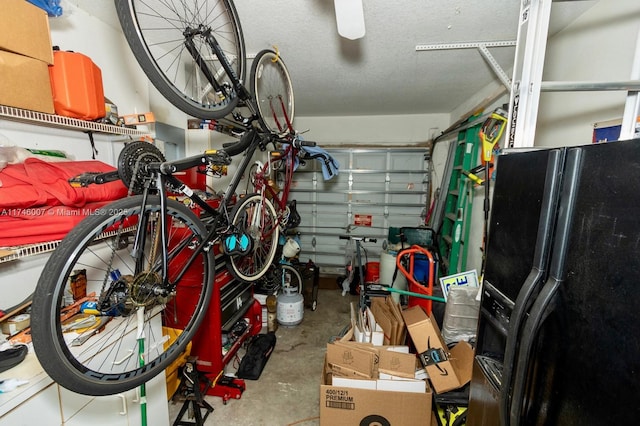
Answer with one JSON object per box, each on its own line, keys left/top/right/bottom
{"left": 293, "top": 138, "right": 316, "bottom": 149}
{"left": 339, "top": 235, "right": 378, "bottom": 243}
{"left": 153, "top": 129, "right": 320, "bottom": 176}
{"left": 156, "top": 129, "right": 257, "bottom": 175}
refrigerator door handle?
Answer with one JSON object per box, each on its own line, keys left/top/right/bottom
{"left": 507, "top": 147, "right": 582, "bottom": 426}
{"left": 499, "top": 148, "right": 565, "bottom": 426}
{"left": 498, "top": 268, "right": 545, "bottom": 426}
{"left": 508, "top": 277, "right": 561, "bottom": 425}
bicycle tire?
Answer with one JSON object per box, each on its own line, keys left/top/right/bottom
{"left": 115, "top": 0, "right": 246, "bottom": 120}
{"left": 31, "top": 196, "right": 215, "bottom": 396}
{"left": 228, "top": 193, "right": 280, "bottom": 281}
{"left": 250, "top": 49, "right": 295, "bottom": 135}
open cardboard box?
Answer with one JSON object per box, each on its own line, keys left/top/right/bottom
{"left": 321, "top": 348, "right": 432, "bottom": 426}
{"left": 347, "top": 297, "right": 407, "bottom": 346}
{"left": 401, "top": 305, "right": 474, "bottom": 394}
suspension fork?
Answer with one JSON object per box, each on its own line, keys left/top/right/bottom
{"left": 132, "top": 174, "right": 214, "bottom": 290}
{"left": 132, "top": 184, "right": 153, "bottom": 273}
{"left": 183, "top": 26, "right": 252, "bottom": 103}
{"left": 130, "top": 174, "right": 173, "bottom": 287}
{"left": 157, "top": 174, "right": 170, "bottom": 284}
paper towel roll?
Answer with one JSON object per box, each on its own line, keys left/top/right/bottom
{"left": 379, "top": 251, "right": 407, "bottom": 303}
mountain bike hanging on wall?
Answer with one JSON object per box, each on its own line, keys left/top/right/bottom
{"left": 30, "top": 0, "right": 335, "bottom": 396}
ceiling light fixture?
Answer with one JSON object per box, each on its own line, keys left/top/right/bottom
{"left": 334, "top": 0, "right": 365, "bottom": 40}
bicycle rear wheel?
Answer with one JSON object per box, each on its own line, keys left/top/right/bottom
{"left": 31, "top": 196, "right": 214, "bottom": 396}
{"left": 250, "top": 49, "right": 295, "bottom": 135}
{"left": 228, "top": 193, "right": 280, "bottom": 281}
{"left": 115, "top": 0, "right": 246, "bottom": 119}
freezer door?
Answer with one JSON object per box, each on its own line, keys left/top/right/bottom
{"left": 512, "top": 139, "right": 640, "bottom": 425}
{"left": 469, "top": 148, "right": 565, "bottom": 426}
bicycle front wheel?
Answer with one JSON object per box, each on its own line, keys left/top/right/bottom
{"left": 228, "top": 193, "right": 280, "bottom": 281}
{"left": 250, "top": 49, "right": 295, "bottom": 135}
{"left": 115, "top": 0, "right": 246, "bottom": 119}
{"left": 31, "top": 196, "right": 214, "bottom": 396}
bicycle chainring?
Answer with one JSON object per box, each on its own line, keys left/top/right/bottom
{"left": 117, "top": 141, "right": 166, "bottom": 194}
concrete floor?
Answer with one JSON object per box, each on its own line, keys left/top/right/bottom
{"left": 169, "top": 288, "right": 358, "bottom": 426}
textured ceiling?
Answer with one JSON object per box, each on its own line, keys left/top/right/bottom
{"left": 73, "top": 0, "right": 597, "bottom": 117}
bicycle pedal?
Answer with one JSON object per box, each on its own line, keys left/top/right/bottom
{"left": 68, "top": 172, "right": 101, "bottom": 188}
{"left": 205, "top": 150, "right": 232, "bottom": 166}
{"left": 223, "top": 233, "right": 252, "bottom": 256}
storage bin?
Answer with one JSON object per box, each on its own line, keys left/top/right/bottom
{"left": 49, "top": 49, "right": 106, "bottom": 120}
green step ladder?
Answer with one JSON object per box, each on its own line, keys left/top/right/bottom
{"left": 437, "top": 122, "right": 482, "bottom": 276}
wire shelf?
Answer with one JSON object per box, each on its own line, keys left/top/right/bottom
{"left": 0, "top": 104, "right": 149, "bottom": 136}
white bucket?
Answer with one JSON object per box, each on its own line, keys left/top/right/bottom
{"left": 379, "top": 251, "right": 408, "bottom": 303}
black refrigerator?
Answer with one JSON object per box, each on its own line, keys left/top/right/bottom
{"left": 468, "top": 139, "right": 640, "bottom": 425}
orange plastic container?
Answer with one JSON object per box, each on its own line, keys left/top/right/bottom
{"left": 49, "top": 50, "right": 105, "bottom": 120}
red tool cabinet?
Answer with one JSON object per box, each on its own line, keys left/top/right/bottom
{"left": 188, "top": 261, "right": 262, "bottom": 376}
{"left": 168, "top": 199, "right": 262, "bottom": 401}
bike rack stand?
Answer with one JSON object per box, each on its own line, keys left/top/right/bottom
{"left": 172, "top": 357, "right": 214, "bottom": 426}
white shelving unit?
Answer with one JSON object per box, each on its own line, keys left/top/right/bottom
{"left": 0, "top": 105, "right": 150, "bottom": 137}
{"left": 0, "top": 106, "right": 169, "bottom": 424}
{"left": 0, "top": 105, "right": 151, "bottom": 263}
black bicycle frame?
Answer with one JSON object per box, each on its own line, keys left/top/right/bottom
{"left": 184, "top": 27, "right": 252, "bottom": 104}
{"left": 135, "top": 129, "right": 264, "bottom": 289}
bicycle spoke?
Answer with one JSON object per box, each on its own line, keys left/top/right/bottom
{"left": 251, "top": 49, "right": 295, "bottom": 135}
{"left": 116, "top": 0, "right": 245, "bottom": 119}
{"left": 31, "top": 196, "right": 214, "bottom": 396}
{"left": 229, "top": 194, "right": 279, "bottom": 281}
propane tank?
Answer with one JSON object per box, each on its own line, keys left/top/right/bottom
{"left": 277, "top": 286, "right": 304, "bottom": 327}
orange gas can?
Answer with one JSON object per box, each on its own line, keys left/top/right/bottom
{"left": 49, "top": 49, "right": 106, "bottom": 120}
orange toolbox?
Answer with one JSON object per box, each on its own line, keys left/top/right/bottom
{"left": 48, "top": 48, "right": 106, "bottom": 120}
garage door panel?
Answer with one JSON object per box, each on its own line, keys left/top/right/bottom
{"left": 291, "top": 147, "right": 429, "bottom": 272}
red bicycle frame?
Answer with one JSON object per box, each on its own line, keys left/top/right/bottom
{"left": 251, "top": 140, "right": 299, "bottom": 228}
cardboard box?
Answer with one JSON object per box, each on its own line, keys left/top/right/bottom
{"left": 401, "top": 305, "right": 474, "bottom": 394}
{"left": 320, "top": 357, "right": 432, "bottom": 426}
{"left": 378, "top": 346, "right": 416, "bottom": 379}
{"left": 370, "top": 296, "right": 406, "bottom": 345}
{"left": 320, "top": 383, "right": 432, "bottom": 425}
{"left": 0, "top": 50, "right": 55, "bottom": 113}
{"left": 1, "top": 313, "right": 31, "bottom": 335}
{"left": 0, "top": 0, "right": 54, "bottom": 64}
{"left": 326, "top": 341, "right": 379, "bottom": 379}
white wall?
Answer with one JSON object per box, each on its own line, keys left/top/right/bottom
{"left": 536, "top": 0, "right": 640, "bottom": 147}
{"left": 295, "top": 113, "right": 450, "bottom": 145}
{"left": 50, "top": 2, "right": 190, "bottom": 130}
{"left": 459, "top": 0, "right": 640, "bottom": 274}
{"left": 48, "top": 4, "right": 149, "bottom": 121}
